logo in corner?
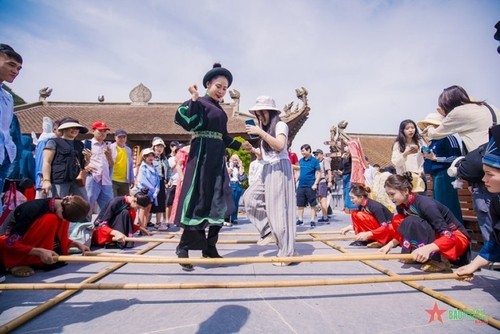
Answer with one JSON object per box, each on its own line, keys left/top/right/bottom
{"left": 426, "top": 302, "right": 447, "bottom": 324}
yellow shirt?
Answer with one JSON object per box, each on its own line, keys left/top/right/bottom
{"left": 112, "top": 146, "right": 128, "bottom": 182}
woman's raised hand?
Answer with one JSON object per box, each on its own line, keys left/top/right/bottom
{"left": 188, "top": 83, "right": 199, "bottom": 101}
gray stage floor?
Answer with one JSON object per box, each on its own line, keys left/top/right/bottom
{"left": 1, "top": 210, "right": 499, "bottom": 333}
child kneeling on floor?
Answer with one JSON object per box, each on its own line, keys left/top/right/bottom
{"left": 0, "top": 196, "right": 90, "bottom": 277}
{"left": 92, "top": 190, "right": 152, "bottom": 248}
{"left": 379, "top": 173, "right": 471, "bottom": 272}
{"left": 340, "top": 183, "right": 395, "bottom": 248}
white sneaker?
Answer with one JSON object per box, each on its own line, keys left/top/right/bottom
{"left": 257, "top": 233, "right": 275, "bottom": 246}
{"left": 157, "top": 223, "right": 169, "bottom": 231}
{"left": 273, "top": 251, "right": 300, "bottom": 266}
{"left": 223, "top": 222, "right": 232, "bottom": 227}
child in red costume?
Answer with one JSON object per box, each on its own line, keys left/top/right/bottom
{"left": 92, "top": 190, "right": 151, "bottom": 247}
{"left": 379, "top": 173, "right": 470, "bottom": 272}
{"left": 340, "top": 183, "right": 395, "bottom": 248}
{"left": 0, "top": 195, "right": 90, "bottom": 277}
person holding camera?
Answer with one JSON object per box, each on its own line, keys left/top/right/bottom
{"left": 423, "top": 85, "right": 500, "bottom": 243}
{"left": 391, "top": 119, "right": 426, "bottom": 193}
{"left": 417, "top": 113, "right": 463, "bottom": 223}
{"left": 243, "top": 96, "right": 297, "bottom": 265}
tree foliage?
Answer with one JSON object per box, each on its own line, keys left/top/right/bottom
{"left": 3, "top": 84, "right": 26, "bottom": 106}
{"left": 227, "top": 136, "right": 253, "bottom": 188}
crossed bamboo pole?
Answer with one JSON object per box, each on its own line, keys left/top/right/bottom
{"left": 311, "top": 232, "right": 500, "bottom": 330}
{"left": 46, "top": 253, "right": 414, "bottom": 265}
{"left": 0, "top": 239, "right": 170, "bottom": 334}
{"left": 124, "top": 235, "right": 357, "bottom": 244}
{"left": 0, "top": 273, "right": 468, "bottom": 291}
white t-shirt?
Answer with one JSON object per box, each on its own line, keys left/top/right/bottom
{"left": 261, "top": 121, "right": 289, "bottom": 163}
{"left": 168, "top": 155, "right": 178, "bottom": 186}
{"left": 248, "top": 159, "right": 265, "bottom": 186}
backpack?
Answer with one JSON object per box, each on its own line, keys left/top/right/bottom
{"left": 456, "top": 143, "right": 487, "bottom": 183}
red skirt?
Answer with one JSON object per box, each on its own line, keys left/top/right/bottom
{"left": 351, "top": 211, "right": 395, "bottom": 244}
{"left": 0, "top": 213, "right": 71, "bottom": 269}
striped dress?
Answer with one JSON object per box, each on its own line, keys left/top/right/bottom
{"left": 243, "top": 121, "right": 296, "bottom": 257}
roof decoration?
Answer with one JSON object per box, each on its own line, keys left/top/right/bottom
{"left": 129, "top": 83, "right": 152, "bottom": 105}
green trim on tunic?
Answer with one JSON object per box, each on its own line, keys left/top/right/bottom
{"left": 193, "top": 131, "right": 223, "bottom": 140}
{"left": 177, "top": 105, "right": 204, "bottom": 131}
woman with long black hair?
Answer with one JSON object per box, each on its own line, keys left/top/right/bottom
{"left": 243, "top": 96, "right": 296, "bottom": 266}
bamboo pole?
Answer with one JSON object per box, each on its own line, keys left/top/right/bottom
{"left": 52, "top": 253, "right": 414, "bottom": 265}
{"left": 0, "top": 238, "right": 170, "bottom": 334}
{"left": 123, "top": 235, "right": 356, "bottom": 244}
{"left": 312, "top": 233, "right": 500, "bottom": 330}
{"left": 0, "top": 273, "right": 469, "bottom": 291}
{"left": 153, "top": 230, "right": 345, "bottom": 236}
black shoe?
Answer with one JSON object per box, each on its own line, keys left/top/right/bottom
{"left": 231, "top": 220, "right": 238, "bottom": 225}
{"left": 202, "top": 252, "right": 223, "bottom": 258}
{"left": 319, "top": 216, "right": 329, "bottom": 223}
{"left": 176, "top": 247, "right": 193, "bottom": 270}
{"left": 296, "top": 219, "right": 304, "bottom": 226}
{"left": 310, "top": 221, "right": 316, "bottom": 228}
{"left": 203, "top": 246, "right": 223, "bottom": 258}
{"left": 349, "top": 240, "right": 369, "bottom": 246}
{"left": 180, "top": 264, "right": 194, "bottom": 272}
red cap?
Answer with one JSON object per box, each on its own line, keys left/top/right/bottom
{"left": 91, "top": 121, "right": 110, "bottom": 131}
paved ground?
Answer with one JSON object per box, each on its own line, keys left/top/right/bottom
{"left": 0, "top": 209, "right": 499, "bottom": 333}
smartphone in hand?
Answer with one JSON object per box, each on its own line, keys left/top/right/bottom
{"left": 84, "top": 139, "right": 92, "bottom": 150}
{"left": 245, "top": 119, "right": 259, "bottom": 139}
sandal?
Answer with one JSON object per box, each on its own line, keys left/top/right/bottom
{"left": 421, "top": 260, "right": 452, "bottom": 273}
{"left": 367, "top": 241, "right": 384, "bottom": 248}
{"left": 10, "top": 266, "right": 35, "bottom": 277}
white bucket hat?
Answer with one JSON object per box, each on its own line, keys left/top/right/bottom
{"left": 152, "top": 137, "right": 165, "bottom": 147}
{"left": 417, "top": 113, "right": 444, "bottom": 130}
{"left": 249, "top": 96, "right": 281, "bottom": 116}
{"left": 142, "top": 148, "right": 155, "bottom": 157}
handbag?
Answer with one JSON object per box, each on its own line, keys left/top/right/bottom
{"left": 75, "top": 159, "right": 87, "bottom": 187}
{"left": 75, "top": 170, "right": 88, "bottom": 187}
{"left": 410, "top": 172, "right": 426, "bottom": 193}
{"left": 0, "top": 183, "right": 27, "bottom": 226}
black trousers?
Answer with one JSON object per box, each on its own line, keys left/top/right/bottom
{"left": 177, "top": 225, "right": 221, "bottom": 257}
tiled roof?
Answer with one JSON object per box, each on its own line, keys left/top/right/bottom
{"left": 348, "top": 133, "right": 396, "bottom": 168}
{"left": 15, "top": 101, "right": 248, "bottom": 139}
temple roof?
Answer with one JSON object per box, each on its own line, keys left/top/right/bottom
{"left": 15, "top": 85, "right": 312, "bottom": 145}
{"left": 15, "top": 101, "right": 249, "bottom": 140}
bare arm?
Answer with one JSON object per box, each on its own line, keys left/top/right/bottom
{"left": 41, "top": 149, "right": 55, "bottom": 193}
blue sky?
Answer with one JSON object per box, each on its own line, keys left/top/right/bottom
{"left": 1, "top": 0, "right": 499, "bottom": 153}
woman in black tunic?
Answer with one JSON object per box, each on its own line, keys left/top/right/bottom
{"left": 174, "top": 63, "right": 250, "bottom": 271}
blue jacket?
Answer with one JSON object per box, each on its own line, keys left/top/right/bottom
{"left": 137, "top": 161, "right": 160, "bottom": 205}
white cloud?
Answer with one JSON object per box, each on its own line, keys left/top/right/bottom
{"left": 2, "top": 0, "right": 499, "bottom": 153}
